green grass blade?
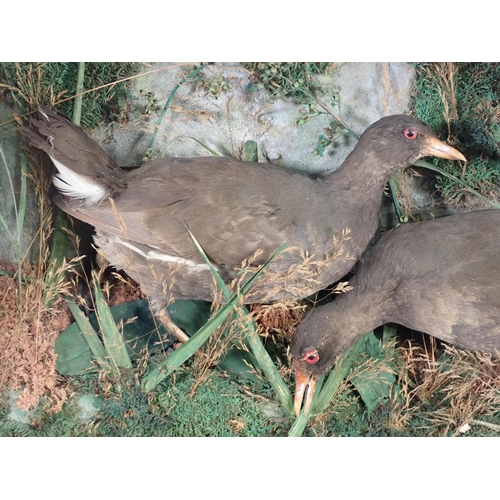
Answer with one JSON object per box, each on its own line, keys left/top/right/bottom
{"left": 182, "top": 223, "right": 294, "bottom": 414}
{"left": 179, "top": 136, "right": 221, "bottom": 157}
{"left": 65, "top": 300, "right": 111, "bottom": 372}
{"left": 388, "top": 178, "right": 403, "bottom": 221}
{"left": 0, "top": 143, "right": 19, "bottom": 223}
{"left": 0, "top": 145, "right": 18, "bottom": 249}
{"left": 72, "top": 62, "right": 86, "bottom": 126}
{"left": 0, "top": 211, "right": 17, "bottom": 250}
{"left": 414, "top": 159, "right": 500, "bottom": 209}
{"left": 148, "top": 64, "right": 205, "bottom": 152}
{"left": 17, "top": 153, "right": 27, "bottom": 246}
{"left": 143, "top": 289, "right": 246, "bottom": 392}
{"left": 182, "top": 222, "right": 227, "bottom": 291}
{"left": 287, "top": 411, "right": 311, "bottom": 437}
{"left": 234, "top": 310, "right": 294, "bottom": 415}
{"left": 287, "top": 375, "right": 324, "bottom": 436}
{"left": 0, "top": 143, "right": 26, "bottom": 317}
{"left": 92, "top": 271, "right": 132, "bottom": 370}
{"left": 16, "top": 155, "right": 27, "bottom": 317}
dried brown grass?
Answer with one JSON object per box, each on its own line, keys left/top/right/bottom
{"left": 188, "top": 307, "right": 250, "bottom": 396}
{"left": 0, "top": 114, "right": 84, "bottom": 413}
{"left": 424, "top": 62, "right": 459, "bottom": 137}
{"left": 0, "top": 260, "right": 73, "bottom": 413}
{"left": 243, "top": 229, "right": 354, "bottom": 304}
{"left": 250, "top": 301, "right": 307, "bottom": 343}
{"left": 392, "top": 338, "right": 500, "bottom": 436}
{"left": 0, "top": 63, "right": 66, "bottom": 120}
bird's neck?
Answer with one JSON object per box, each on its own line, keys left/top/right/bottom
{"left": 309, "top": 299, "right": 381, "bottom": 371}
{"left": 330, "top": 278, "right": 398, "bottom": 357}
{"left": 327, "top": 142, "right": 406, "bottom": 192}
{"left": 339, "top": 291, "right": 387, "bottom": 333}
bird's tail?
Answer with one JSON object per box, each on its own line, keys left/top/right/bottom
{"left": 20, "top": 106, "right": 127, "bottom": 205}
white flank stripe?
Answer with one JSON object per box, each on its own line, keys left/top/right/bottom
{"left": 117, "top": 239, "right": 211, "bottom": 273}
{"left": 118, "top": 239, "right": 148, "bottom": 257}
{"left": 51, "top": 156, "right": 107, "bottom": 205}
{"left": 147, "top": 251, "right": 211, "bottom": 272}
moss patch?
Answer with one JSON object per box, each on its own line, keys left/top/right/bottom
{"left": 1, "top": 62, "right": 140, "bottom": 128}
{"left": 412, "top": 62, "right": 500, "bottom": 202}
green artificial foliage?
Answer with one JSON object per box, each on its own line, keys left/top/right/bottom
{"left": 244, "top": 62, "right": 332, "bottom": 102}
{"left": 0, "top": 62, "right": 140, "bottom": 128}
{"left": 348, "top": 331, "right": 398, "bottom": 413}
{"left": 412, "top": 62, "right": 500, "bottom": 202}
{"left": 55, "top": 299, "right": 211, "bottom": 375}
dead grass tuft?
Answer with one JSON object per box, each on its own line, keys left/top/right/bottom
{"left": 188, "top": 307, "right": 241, "bottom": 395}
{"left": 0, "top": 261, "right": 73, "bottom": 413}
{"left": 0, "top": 118, "right": 85, "bottom": 414}
{"left": 392, "top": 338, "right": 500, "bottom": 436}
{"left": 250, "top": 301, "right": 307, "bottom": 343}
{"left": 0, "top": 63, "right": 65, "bottom": 123}
{"left": 242, "top": 228, "right": 355, "bottom": 304}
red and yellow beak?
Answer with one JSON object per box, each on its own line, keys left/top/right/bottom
{"left": 293, "top": 362, "right": 318, "bottom": 416}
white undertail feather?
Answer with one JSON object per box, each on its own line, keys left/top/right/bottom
{"left": 50, "top": 156, "right": 107, "bottom": 205}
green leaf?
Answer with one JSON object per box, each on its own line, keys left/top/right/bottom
{"left": 218, "top": 346, "right": 260, "bottom": 382}
{"left": 56, "top": 299, "right": 211, "bottom": 375}
{"left": 62, "top": 301, "right": 110, "bottom": 375}
{"left": 55, "top": 318, "right": 96, "bottom": 375}
{"left": 314, "top": 134, "right": 328, "bottom": 157}
{"left": 349, "top": 331, "right": 397, "bottom": 412}
{"left": 93, "top": 271, "right": 132, "bottom": 370}
{"left": 180, "top": 136, "right": 221, "bottom": 157}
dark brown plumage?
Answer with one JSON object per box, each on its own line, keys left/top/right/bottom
{"left": 292, "top": 209, "right": 500, "bottom": 415}
{"left": 21, "top": 106, "right": 465, "bottom": 341}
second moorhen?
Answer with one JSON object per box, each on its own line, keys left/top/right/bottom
{"left": 292, "top": 209, "right": 500, "bottom": 415}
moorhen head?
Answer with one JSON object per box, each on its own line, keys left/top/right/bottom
{"left": 291, "top": 209, "right": 500, "bottom": 415}
{"left": 21, "top": 107, "right": 465, "bottom": 341}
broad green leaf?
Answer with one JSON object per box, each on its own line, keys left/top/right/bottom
{"left": 349, "top": 330, "right": 397, "bottom": 412}
{"left": 55, "top": 299, "right": 210, "bottom": 375}
{"left": 219, "top": 346, "right": 260, "bottom": 382}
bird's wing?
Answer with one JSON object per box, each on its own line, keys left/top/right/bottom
{"left": 392, "top": 241, "right": 500, "bottom": 354}
{"left": 56, "top": 156, "right": 312, "bottom": 268}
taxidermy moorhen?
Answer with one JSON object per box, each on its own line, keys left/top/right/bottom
{"left": 21, "top": 106, "right": 465, "bottom": 341}
{"left": 292, "top": 209, "right": 500, "bottom": 415}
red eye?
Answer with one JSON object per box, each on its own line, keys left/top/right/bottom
{"left": 303, "top": 349, "right": 319, "bottom": 365}
{"left": 404, "top": 127, "right": 418, "bottom": 140}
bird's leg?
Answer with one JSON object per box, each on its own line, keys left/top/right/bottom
{"left": 157, "top": 308, "right": 190, "bottom": 343}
